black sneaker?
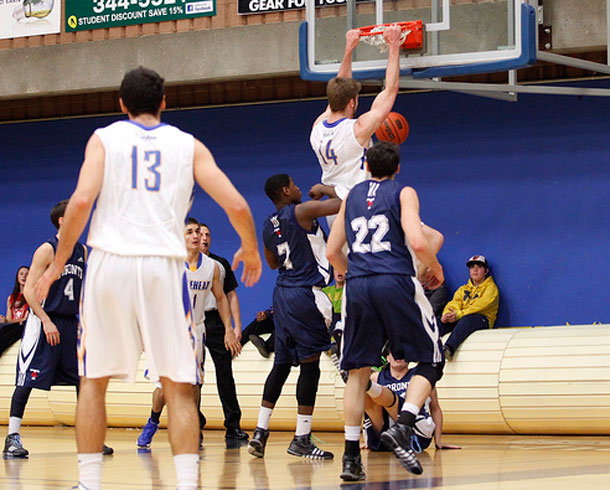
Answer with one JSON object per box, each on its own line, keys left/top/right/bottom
{"left": 248, "top": 427, "right": 269, "bottom": 458}
{"left": 380, "top": 424, "right": 423, "bottom": 475}
{"left": 102, "top": 444, "right": 114, "bottom": 456}
{"left": 249, "top": 335, "right": 270, "bottom": 358}
{"left": 287, "top": 434, "right": 333, "bottom": 460}
{"left": 329, "top": 343, "right": 348, "bottom": 383}
{"left": 3, "top": 433, "right": 28, "bottom": 459}
{"left": 340, "top": 453, "right": 365, "bottom": 481}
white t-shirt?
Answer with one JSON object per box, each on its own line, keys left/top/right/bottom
{"left": 186, "top": 253, "right": 217, "bottom": 330}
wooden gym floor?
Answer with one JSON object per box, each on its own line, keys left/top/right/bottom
{"left": 2, "top": 427, "right": 610, "bottom": 489}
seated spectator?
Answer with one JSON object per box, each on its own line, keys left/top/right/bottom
{"left": 1, "top": 266, "right": 29, "bottom": 325}
{"left": 241, "top": 308, "right": 275, "bottom": 358}
{"left": 363, "top": 352, "right": 460, "bottom": 452}
{"left": 440, "top": 255, "right": 499, "bottom": 360}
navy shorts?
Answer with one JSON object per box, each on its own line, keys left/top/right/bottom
{"left": 365, "top": 412, "right": 432, "bottom": 453}
{"left": 341, "top": 274, "right": 443, "bottom": 371}
{"left": 273, "top": 285, "right": 332, "bottom": 365}
{"left": 16, "top": 313, "right": 80, "bottom": 390}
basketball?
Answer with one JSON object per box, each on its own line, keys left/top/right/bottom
{"left": 375, "top": 112, "right": 409, "bottom": 144}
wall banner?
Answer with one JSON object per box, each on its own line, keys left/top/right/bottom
{"left": 65, "top": 0, "right": 216, "bottom": 32}
{"left": 0, "top": 0, "right": 61, "bottom": 40}
{"left": 238, "top": 0, "right": 369, "bottom": 15}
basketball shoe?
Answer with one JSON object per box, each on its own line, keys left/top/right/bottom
{"left": 137, "top": 418, "right": 159, "bottom": 448}
{"left": 340, "top": 453, "right": 365, "bottom": 481}
{"left": 380, "top": 423, "right": 423, "bottom": 474}
{"left": 3, "top": 433, "right": 28, "bottom": 459}
{"left": 248, "top": 427, "right": 269, "bottom": 458}
{"left": 287, "top": 434, "right": 334, "bottom": 460}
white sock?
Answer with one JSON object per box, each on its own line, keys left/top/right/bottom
{"left": 366, "top": 381, "right": 383, "bottom": 398}
{"left": 78, "top": 453, "right": 103, "bottom": 490}
{"left": 402, "top": 402, "right": 420, "bottom": 416}
{"left": 344, "top": 425, "right": 361, "bottom": 442}
{"left": 174, "top": 453, "right": 199, "bottom": 490}
{"left": 8, "top": 416, "right": 22, "bottom": 435}
{"left": 295, "top": 414, "right": 312, "bottom": 437}
{"left": 257, "top": 406, "right": 273, "bottom": 430}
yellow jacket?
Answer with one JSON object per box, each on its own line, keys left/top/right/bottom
{"left": 442, "top": 275, "right": 499, "bottom": 327}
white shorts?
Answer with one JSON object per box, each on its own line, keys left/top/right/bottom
{"left": 80, "top": 250, "right": 202, "bottom": 385}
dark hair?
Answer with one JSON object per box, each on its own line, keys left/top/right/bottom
{"left": 9, "top": 266, "right": 29, "bottom": 310}
{"left": 119, "top": 67, "right": 165, "bottom": 117}
{"left": 50, "top": 199, "right": 69, "bottom": 229}
{"left": 199, "top": 223, "right": 210, "bottom": 232}
{"left": 326, "top": 77, "right": 362, "bottom": 112}
{"left": 264, "top": 174, "right": 291, "bottom": 204}
{"left": 366, "top": 141, "right": 400, "bottom": 178}
{"left": 186, "top": 217, "right": 200, "bottom": 226}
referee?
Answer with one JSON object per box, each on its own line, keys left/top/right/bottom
{"left": 200, "top": 223, "right": 248, "bottom": 440}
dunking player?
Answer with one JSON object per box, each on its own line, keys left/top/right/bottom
{"left": 3, "top": 200, "right": 112, "bottom": 459}
{"left": 247, "top": 174, "right": 340, "bottom": 460}
{"left": 34, "top": 67, "right": 261, "bottom": 490}
{"left": 326, "top": 141, "right": 444, "bottom": 481}
{"left": 136, "top": 218, "right": 238, "bottom": 449}
{"left": 310, "top": 25, "right": 401, "bottom": 213}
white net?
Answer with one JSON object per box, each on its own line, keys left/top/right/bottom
{"left": 360, "top": 25, "right": 412, "bottom": 53}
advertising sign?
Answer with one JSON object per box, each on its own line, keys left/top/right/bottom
{"left": 0, "top": 0, "right": 61, "bottom": 40}
{"left": 65, "top": 0, "right": 216, "bottom": 32}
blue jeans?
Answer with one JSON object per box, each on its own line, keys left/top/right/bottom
{"left": 440, "top": 313, "right": 489, "bottom": 353}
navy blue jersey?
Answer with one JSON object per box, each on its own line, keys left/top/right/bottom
{"left": 378, "top": 367, "right": 431, "bottom": 419}
{"left": 345, "top": 179, "right": 416, "bottom": 278}
{"left": 44, "top": 237, "right": 86, "bottom": 316}
{"left": 262, "top": 205, "right": 332, "bottom": 288}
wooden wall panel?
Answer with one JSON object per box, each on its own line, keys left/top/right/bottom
{"left": 3, "top": 324, "right": 610, "bottom": 434}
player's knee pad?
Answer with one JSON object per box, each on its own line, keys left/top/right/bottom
{"left": 262, "top": 363, "right": 292, "bottom": 404}
{"left": 413, "top": 361, "right": 444, "bottom": 388}
{"left": 10, "top": 386, "right": 32, "bottom": 418}
{"left": 296, "top": 360, "right": 321, "bottom": 407}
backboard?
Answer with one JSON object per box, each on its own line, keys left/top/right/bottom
{"left": 300, "top": 0, "right": 536, "bottom": 81}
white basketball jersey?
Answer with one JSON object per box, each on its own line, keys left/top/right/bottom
{"left": 88, "top": 120, "right": 195, "bottom": 258}
{"left": 202, "top": 257, "right": 226, "bottom": 312}
{"left": 186, "top": 253, "right": 216, "bottom": 329}
{"left": 310, "top": 118, "right": 370, "bottom": 200}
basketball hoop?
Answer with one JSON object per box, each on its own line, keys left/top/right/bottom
{"left": 359, "top": 21, "right": 424, "bottom": 53}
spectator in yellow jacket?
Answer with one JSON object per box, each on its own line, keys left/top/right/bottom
{"left": 440, "top": 255, "right": 499, "bottom": 360}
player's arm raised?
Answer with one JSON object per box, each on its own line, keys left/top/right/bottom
{"left": 34, "top": 134, "right": 105, "bottom": 302}
{"left": 295, "top": 197, "right": 342, "bottom": 231}
{"left": 193, "top": 139, "right": 261, "bottom": 287}
{"left": 353, "top": 25, "right": 401, "bottom": 146}
{"left": 399, "top": 187, "right": 444, "bottom": 288}
{"left": 212, "top": 263, "right": 241, "bottom": 357}
{"left": 326, "top": 199, "right": 349, "bottom": 274}
{"left": 312, "top": 29, "right": 361, "bottom": 128}
{"left": 25, "top": 243, "right": 61, "bottom": 346}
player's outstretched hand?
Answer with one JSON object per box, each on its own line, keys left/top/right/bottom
{"left": 346, "top": 28, "right": 361, "bottom": 51}
{"left": 383, "top": 24, "right": 402, "bottom": 47}
{"left": 34, "top": 262, "right": 63, "bottom": 303}
{"left": 232, "top": 246, "right": 262, "bottom": 287}
{"left": 224, "top": 329, "right": 242, "bottom": 357}
{"left": 435, "top": 443, "right": 461, "bottom": 450}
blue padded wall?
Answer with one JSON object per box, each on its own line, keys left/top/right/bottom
{"left": 1, "top": 81, "right": 608, "bottom": 328}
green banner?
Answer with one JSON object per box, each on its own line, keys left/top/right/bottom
{"left": 65, "top": 0, "right": 216, "bottom": 32}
